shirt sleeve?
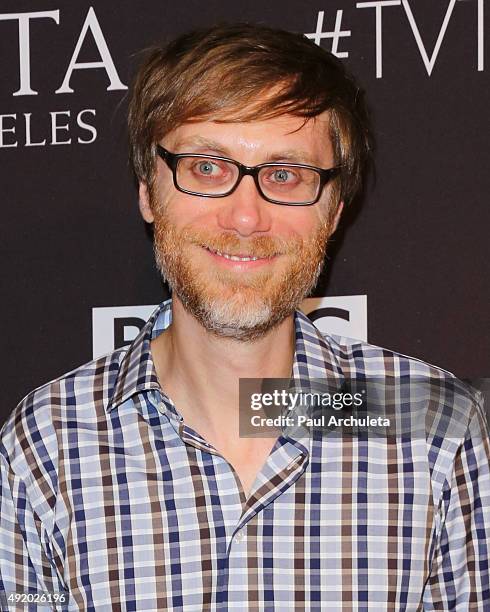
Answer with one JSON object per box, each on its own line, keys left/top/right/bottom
{"left": 0, "top": 451, "right": 66, "bottom": 612}
{"left": 423, "top": 401, "right": 490, "bottom": 610}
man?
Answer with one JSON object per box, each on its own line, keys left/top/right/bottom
{"left": 1, "top": 23, "right": 489, "bottom": 611}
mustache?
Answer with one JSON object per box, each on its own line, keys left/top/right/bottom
{"left": 181, "top": 229, "right": 304, "bottom": 258}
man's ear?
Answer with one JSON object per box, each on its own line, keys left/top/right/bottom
{"left": 331, "top": 200, "right": 344, "bottom": 233}
{"left": 139, "top": 182, "right": 154, "bottom": 223}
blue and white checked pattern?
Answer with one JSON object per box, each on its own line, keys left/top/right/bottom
{"left": 1, "top": 299, "right": 489, "bottom": 611}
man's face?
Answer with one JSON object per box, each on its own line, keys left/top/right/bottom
{"left": 139, "top": 112, "right": 343, "bottom": 341}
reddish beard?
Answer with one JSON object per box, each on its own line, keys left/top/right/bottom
{"left": 151, "top": 194, "right": 336, "bottom": 342}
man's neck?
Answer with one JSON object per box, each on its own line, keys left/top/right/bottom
{"left": 150, "top": 297, "right": 296, "bottom": 451}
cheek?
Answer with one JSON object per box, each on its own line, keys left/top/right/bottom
{"left": 154, "top": 193, "right": 220, "bottom": 240}
{"left": 166, "top": 194, "right": 216, "bottom": 227}
{"left": 149, "top": 179, "right": 172, "bottom": 213}
{"left": 273, "top": 208, "right": 326, "bottom": 240}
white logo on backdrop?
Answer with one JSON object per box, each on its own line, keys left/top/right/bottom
{"left": 0, "top": 6, "right": 126, "bottom": 148}
{"left": 92, "top": 296, "right": 368, "bottom": 359}
{"left": 92, "top": 305, "right": 157, "bottom": 360}
{"left": 300, "top": 295, "right": 367, "bottom": 341}
{"left": 306, "top": 2, "right": 485, "bottom": 77}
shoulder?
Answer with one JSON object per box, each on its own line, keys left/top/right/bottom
{"left": 322, "top": 331, "right": 486, "bottom": 478}
{"left": 324, "top": 331, "right": 483, "bottom": 428}
{"left": 323, "top": 331, "right": 481, "bottom": 420}
{"left": 323, "top": 331, "right": 459, "bottom": 380}
{"left": 1, "top": 348, "right": 127, "bottom": 472}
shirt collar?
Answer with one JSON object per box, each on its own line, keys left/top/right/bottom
{"left": 106, "top": 298, "right": 345, "bottom": 412}
{"left": 106, "top": 299, "right": 171, "bottom": 411}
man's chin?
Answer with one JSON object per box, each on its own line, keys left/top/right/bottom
{"left": 189, "top": 293, "right": 267, "bottom": 336}
{"left": 173, "top": 285, "right": 296, "bottom": 342}
{"left": 158, "top": 255, "right": 288, "bottom": 338}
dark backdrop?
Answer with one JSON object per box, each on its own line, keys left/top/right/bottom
{"left": 1, "top": 0, "right": 488, "bottom": 423}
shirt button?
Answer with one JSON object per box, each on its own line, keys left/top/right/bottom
{"left": 234, "top": 530, "right": 245, "bottom": 543}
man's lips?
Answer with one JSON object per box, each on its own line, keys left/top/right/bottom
{"left": 201, "top": 245, "right": 278, "bottom": 266}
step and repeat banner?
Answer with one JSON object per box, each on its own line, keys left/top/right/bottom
{"left": 1, "top": 0, "right": 488, "bottom": 421}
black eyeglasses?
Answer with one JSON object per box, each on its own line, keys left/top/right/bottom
{"left": 156, "top": 144, "right": 341, "bottom": 206}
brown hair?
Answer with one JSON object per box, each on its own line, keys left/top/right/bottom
{"left": 128, "top": 23, "right": 371, "bottom": 204}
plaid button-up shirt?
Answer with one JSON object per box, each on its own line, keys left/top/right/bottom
{"left": 1, "top": 299, "right": 489, "bottom": 611}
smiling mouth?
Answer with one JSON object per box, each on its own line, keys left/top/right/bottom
{"left": 203, "top": 246, "right": 275, "bottom": 262}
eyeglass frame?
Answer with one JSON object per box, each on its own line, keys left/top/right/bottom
{"left": 155, "top": 144, "right": 341, "bottom": 206}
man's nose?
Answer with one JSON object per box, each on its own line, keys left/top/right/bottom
{"left": 216, "top": 175, "right": 272, "bottom": 237}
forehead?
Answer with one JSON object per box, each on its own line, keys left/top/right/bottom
{"left": 164, "top": 112, "right": 333, "bottom": 166}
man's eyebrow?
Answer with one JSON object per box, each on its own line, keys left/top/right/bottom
{"left": 171, "top": 136, "right": 231, "bottom": 156}
{"left": 262, "top": 149, "right": 320, "bottom": 166}
{"left": 170, "top": 137, "right": 321, "bottom": 166}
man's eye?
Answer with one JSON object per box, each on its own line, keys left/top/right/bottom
{"left": 270, "top": 168, "right": 297, "bottom": 183}
{"left": 194, "top": 160, "right": 221, "bottom": 176}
